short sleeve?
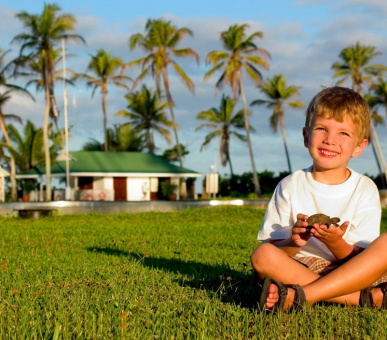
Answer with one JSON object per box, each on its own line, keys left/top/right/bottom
{"left": 345, "top": 178, "right": 381, "bottom": 248}
{"left": 258, "top": 177, "right": 294, "bottom": 241}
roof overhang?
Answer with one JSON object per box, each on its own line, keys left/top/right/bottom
{"left": 16, "top": 172, "right": 202, "bottom": 180}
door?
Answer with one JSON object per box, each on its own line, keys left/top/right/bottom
{"left": 113, "top": 177, "right": 127, "bottom": 201}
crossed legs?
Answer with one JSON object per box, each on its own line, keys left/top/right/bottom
{"left": 251, "top": 233, "right": 387, "bottom": 309}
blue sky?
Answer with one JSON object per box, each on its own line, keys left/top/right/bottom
{"left": 1, "top": 0, "right": 387, "bottom": 192}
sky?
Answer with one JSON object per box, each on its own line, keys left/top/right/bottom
{"left": 1, "top": 0, "right": 387, "bottom": 193}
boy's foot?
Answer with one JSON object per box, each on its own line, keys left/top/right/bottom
{"left": 265, "top": 282, "right": 296, "bottom": 310}
{"left": 259, "top": 277, "right": 306, "bottom": 312}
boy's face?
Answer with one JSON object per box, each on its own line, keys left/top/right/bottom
{"left": 302, "top": 114, "right": 368, "bottom": 173}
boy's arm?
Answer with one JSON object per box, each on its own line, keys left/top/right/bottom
{"left": 310, "top": 222, "right": 361, "bottom": 260}
{"left": 271, "top": 213, "right": 312, "bottom": 257}
{"left": 326, "top": 238, "right": 362, "bottom": 260}
{"left": 271, "top": 238, "right": 303, "bottom": 257}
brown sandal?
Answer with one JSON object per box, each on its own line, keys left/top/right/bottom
{"left": 359, "top": 282, "right": 387, "bottom": 308}
{"left": 258, "top": 277, "right": 306, "bottom": 312}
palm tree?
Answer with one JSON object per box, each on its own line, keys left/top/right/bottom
{"left": 13, "top": 3, "right": 85, "bottom": 201}
{"left": 205, "top": 24, "right": 270, "bottom": 196}
{"left": 251, "top": 74, "right": 304, "bottom": 173}
{"left": 129, "top": 18, "right": 199, "bottom": 169}
{"left": 369, "top": 77, "right": 387, "bottom": 119}
{"left": 332, "top": 42, "right": 387, "bottom": 93}
{"left": 196, "top": 95, "right": 249, "bottom": 176}
{"left": 115, "top": 85, "right": 172, "bottom": 153}
{"left": 84, "top": 49, "right": 130, "bottom": 152}
{"left": 332, "top": 42, "right": 387, "bottom": 185}
{"left": 2, "top": 121, "right": 44, "bottom": 173}
{"left": 82, "top": 124, "right": 145, "bottom": 152}
{"left": 1, "top": 120, "right": 62, "bottom": 196}
{"left": 365, "top": 81, "right": 387, "bottom": 187}
{"left": 0, "top": 49, "right": 32, "bottom": 200}
{"left": 21, "top": 46, "right": 77, "bottom": 132}
{"left": 162, "top": 143, "right": 189, "bottom": 163}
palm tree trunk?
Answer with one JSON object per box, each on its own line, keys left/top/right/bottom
{"left": 238, "top": 72, "right": 261, "bottom": 196}
{"left": 147, "top": 129, "right": 154, "bottom": 153}
{"left": 161, "top": 67, "right": 183, "bottom": 166}
{"left": 0, "top": 110, "right": 17, "bottom": 201}
{"left": 370, "top": 121, "right": 387, "bottom": 186}
{"left": 102, "top": 92, "right": 108, "bottom": 152}
{"left": 279, "top": 114, "right": 292, "bottom": 173}
{"left": 357, "top": 88, "right": 387, "bottom": 187}
{"left": 227, "top": 152, "right": 234, "bottom": 177}
{"left": 161, "top": 67, "right": 187, "bottom": 199}
{"left": 43, "top": 71, "right": 52, "bottom": 201}
{"left": 370, "top": 139, "right": 386, "bottom": 189}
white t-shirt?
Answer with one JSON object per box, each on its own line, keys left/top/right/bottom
{"left": 258, "top": 166, "right": 381, "bottom": 261}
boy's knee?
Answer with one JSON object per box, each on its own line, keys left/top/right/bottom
{"left": 250, "top": 243, "right": 277, "bottom": 272}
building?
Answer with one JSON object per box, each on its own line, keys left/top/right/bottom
{"left": 16, "top": 151, "right": 202, "bottom": 201}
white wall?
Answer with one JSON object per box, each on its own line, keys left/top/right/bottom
{"left": 127, "top": 178, "right": 150, "bottom": 201}
{"left": 93, "top": 177, "right": 113, "bottom": 190}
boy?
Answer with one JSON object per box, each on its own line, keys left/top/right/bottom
{"left": 250, "top": 86, "right": 387, "bottom": 310}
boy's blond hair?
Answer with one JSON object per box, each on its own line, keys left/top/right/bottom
{"left": 305, "top": 86, "right": 370, "bottom": 142}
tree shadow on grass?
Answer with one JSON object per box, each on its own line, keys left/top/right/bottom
{"left": 87, "top": 246, "right": 261, "bottom": 310}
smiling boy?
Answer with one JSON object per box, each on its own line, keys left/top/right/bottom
{"left": 250, "top": 86, "right": 386, "bottom": 310}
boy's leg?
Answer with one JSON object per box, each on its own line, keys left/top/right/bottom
{"left": 250, "top": 242, "right": 320, "bottom": 285}
{"left": 303, "top": 233, "right": 387, "bottom": 306}
{"left": 263, "top": 233, "right": 387, "bottom": 309}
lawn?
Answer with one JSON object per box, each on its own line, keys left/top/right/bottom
{"left": 1, "top": 207, "right": 387, "bottom": 339}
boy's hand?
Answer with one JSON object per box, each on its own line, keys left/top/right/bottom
{"left": 309, "top": 221, "right": 350, "bottom": 247}
{"left": 292, "top": 213, "right": 313, "bottom": 247}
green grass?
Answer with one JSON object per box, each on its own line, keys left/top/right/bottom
{"left": 0, "top": 207, "right": 387, "bottom": 339}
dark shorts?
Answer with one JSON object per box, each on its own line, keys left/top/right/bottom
{"left": 294, "top": 255, "right": 387, "bottom": 287}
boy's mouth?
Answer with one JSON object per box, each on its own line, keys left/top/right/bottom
{"left": 319, "top": 149, "right": 338, "bottom": 157}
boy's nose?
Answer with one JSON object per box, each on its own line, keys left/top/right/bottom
{"left": 323, "top": 133, "right": 336, "bottom": 145}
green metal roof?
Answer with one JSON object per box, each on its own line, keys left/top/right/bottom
{"left": 18, "top": 151, "right": 201, "bottom": 177}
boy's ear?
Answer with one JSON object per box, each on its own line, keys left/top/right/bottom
{"left": 352, "top": 138, "right": 368, "bottom": 158}
{"left": 302, "top": 127, "right": 309, "bottom": 148}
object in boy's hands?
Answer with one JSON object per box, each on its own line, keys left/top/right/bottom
{"left": 305, "top": 214, "right": 341, "bottom": 233}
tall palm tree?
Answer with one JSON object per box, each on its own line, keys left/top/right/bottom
{"left": 331, "top": 42, "right": 387, "bottom": 185}
{"left": 251, "top": 74, "right": 304, "bottom": 173}
{"left": 365, "top": 80, "right": 387, "bottom": 187}
{"left": 196, "top": 95, "right": 249, "bottom": 176}
{"left": 13, "top": 3, "right": 85, "bottom": 201}
{"left": 204, "top": 24, "right": 270, "bottom": 196}
{"left": 84, "top": 49, "right": 130, "bottom": 151}
{"left": 129, "top": 18, "right": 199, "bottom": 169}
{"left": 115, "top": 85, "right": 172, "bottom": 153}
{"left": 332, "top": 42, "right": 387, "bottom": 93}
{"left": 22, "top": 47, "right": 77, "bottom": 132}
{"left": 0, "top": 49, "right": 32, "bottom": 200}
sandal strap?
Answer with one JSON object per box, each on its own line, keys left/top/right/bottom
{"left": 258, "top": 277, "right": 272, "bottom": 310}
{"left": 359, "top": 286, "right": 374, "bottom": 307}
{"left": 287, "top": 284, "right": 306, "bottom": 310}
{"left": 271, "top": 279, "right": 288, "bottom": 310}
{"left": 377, "top": 282, "right": 387, "bottom": 309}
{"left": 258, "top": 277, "right": 288, "bottom": 312}
{"left": 378, "top": 282, "right": 387, "bottom": 294}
